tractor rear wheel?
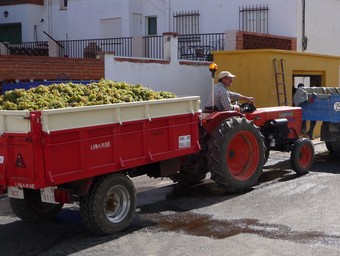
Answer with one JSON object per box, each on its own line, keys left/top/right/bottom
{"left": 290, "top": 138, "right": 314, "bottom": 175}
{"left": 208, "top": 117, "right": 265, "bottom": 191}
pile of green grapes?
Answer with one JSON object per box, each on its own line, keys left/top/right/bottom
{"left": 0, "top": 80, "right": 177, "bottom": 111}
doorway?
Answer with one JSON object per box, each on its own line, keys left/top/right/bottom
{"left": 0, "top": 23, "right": 22, "bottom": 43}
{"left": 292, "top": 74, "right": 322, "bottom": 99}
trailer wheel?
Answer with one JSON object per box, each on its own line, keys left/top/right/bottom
{"left": 10, "top": 189, "right": 63, "bottom": 221}
{"left": 325, "top": 141, "right": 340, "bottom": 153}
{"left": 80, "top": 173, "right": 136, "bottom": 235}
{"left": 291, "top": 138, "right": 315, "bottom": 175}
{"left": 208, "top": 117, "right": 265, "bottom": 191}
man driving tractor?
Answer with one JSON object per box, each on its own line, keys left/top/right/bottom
{"left": 205, "top": 70, "right": 255, "bottom": 112}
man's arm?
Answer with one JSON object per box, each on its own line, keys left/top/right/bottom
{"left": 230, "top": 92, "right": 255, "bottom": 104}
{"left": 229, "top": 92, "right": 255, "bottom": 112}
{"left": 238, "top": 95, "right": 255, "bottom": 104}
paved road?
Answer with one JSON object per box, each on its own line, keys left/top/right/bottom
{"left": 1, "top": 140, "right": 340, "bottom": 256}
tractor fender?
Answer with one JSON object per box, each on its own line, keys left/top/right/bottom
{"left": 202, "top": 111, "right": 244, "bottom": 135}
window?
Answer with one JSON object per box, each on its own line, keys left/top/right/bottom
{"left": 173, "top": 10, "right": 200, "bottom": 35}
{"left": 239, "top": 5, "right": 269, "bottom": 33}
{"left": 146, "top": 16, "right": 157, "bottom": 35}
{"left": 101, "top": 18, "right": 122, "bottom": 38}
{"left": 60, "top": 0, "right": 67, "bottom": 10}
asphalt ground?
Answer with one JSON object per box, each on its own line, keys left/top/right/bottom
{"left": 0, "top": 139, "right": 339, "bottom": 256}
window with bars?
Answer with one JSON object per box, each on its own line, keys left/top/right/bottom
{"left": 239, "top": 5, "right": 269, "bottom": 34}
{"left": 173, "top": 10, "right": 200, "bottom": 35}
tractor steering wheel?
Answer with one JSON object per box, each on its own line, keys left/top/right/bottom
{"left": 239, "top": 102, "right": 257, "bottom": 113}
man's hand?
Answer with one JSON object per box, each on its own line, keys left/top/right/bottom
{"left": 247, "top": 97, "right": 255, "bottom": 104}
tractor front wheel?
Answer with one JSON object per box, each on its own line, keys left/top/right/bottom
{"left": 290, "top": 138, "right": 315, "bottom": 175}
{"left": 208, "top": 117, "right": 265, "bottom": 191}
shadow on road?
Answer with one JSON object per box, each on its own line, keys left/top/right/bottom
{"left": 0, "top": 180, "right": 249, "bottom": 255}
{"left": 264, "top": 150, "right": 340, "bottom": 175}
{"left": 0, "top": 205, "right": 160, "bottom": 256}
{"left": 312, "top": 151, "right": 340, "bottom": 174}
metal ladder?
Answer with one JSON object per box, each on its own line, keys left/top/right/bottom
{"left": 273, "top": 58, "right": 288, "bottom": 106}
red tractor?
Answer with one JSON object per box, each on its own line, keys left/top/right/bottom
{"left": 173, "top": 63, "right": 315, "bottom": 191}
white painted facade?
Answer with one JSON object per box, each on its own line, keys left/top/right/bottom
{"left": 105, "top": 55, "right": 212, "bottom": 104}
{"left": 105, "top": 34, "right": 213, "bottom": 104}
{"left": 46, "top": 0, "right": 299, "bottom": 41}
{"left": 0, "top": 0, "right": 340, "bottom": 55}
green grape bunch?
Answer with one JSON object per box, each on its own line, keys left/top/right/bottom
{"left": 0, "top": 80, "right": 177, "bottom": 111}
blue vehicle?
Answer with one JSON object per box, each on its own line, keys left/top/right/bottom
{"left": 294, "top": 87, "right": 340, "bottom": 153}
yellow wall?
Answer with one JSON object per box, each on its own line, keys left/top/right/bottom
{"left": 213, "top": 49, "right": 340, "bottom": 138}
{"left": 213, "top": 49, "right": 340, "bottom": 107}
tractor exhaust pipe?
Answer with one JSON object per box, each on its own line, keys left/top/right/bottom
{"left": 209, "top": 63, "right": 218, "bottom": 109}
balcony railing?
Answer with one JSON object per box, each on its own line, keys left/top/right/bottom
{"left": 3, "top": 32, "right": 295, "bottom": 61}
{"left": 4, "top": 41, "right": 49, "bottom": 56}
{"left": 143, "top": 35, "right": 164, "bottom": 59}
{"left": 2, "top": 33, "right": 225, "bottom": 61}
{"left": 178, "top": 33, "right": 225, "bottom": 61}
{"left": 57, "top": 37, "right": 133, "bottom": 58}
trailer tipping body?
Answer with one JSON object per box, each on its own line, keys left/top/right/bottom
{"left": 0, "top": 96, "right": 201, "bottom": 194}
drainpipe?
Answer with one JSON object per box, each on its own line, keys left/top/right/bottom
{"left": 302, "top": 0, "right": 308, "bottom": 51}
{"left": 46, "top": 0, "right": 52, "bottom": 35}
{"left": 166, "top": 0, "right": 171, "bottom": 31}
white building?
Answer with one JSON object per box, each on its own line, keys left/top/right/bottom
{"left": 0, "top": 0, "right": 340, "bottom": 55}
